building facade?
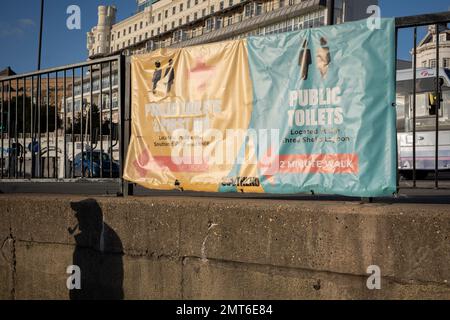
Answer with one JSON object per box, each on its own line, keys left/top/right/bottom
{"left": 87, "top": 0, "right": 378, "bottom": 59}
{"left": 414, "top": 24, "right": 450, "bottom": 69}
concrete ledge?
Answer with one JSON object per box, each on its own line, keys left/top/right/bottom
{"left": 0, "top": 194, "right": 449, "bottom": 299}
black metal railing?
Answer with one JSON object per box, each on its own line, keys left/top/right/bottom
{"left": 0, "top": 55, "right": 126, "bottom": 193}
{"left": 1, "top": 12, "right": 450, "bottom": 197}
{"left": 395, "top": 12, "right": 450, "bottom": 189}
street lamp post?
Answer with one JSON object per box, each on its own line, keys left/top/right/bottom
{"left": 33, "top": 0, "right": 44, "bottom": 178}
{"left": 37, "top": 0, "right": 44, "bottom": 70}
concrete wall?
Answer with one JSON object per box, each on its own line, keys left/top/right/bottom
{"left": 0, "top": 194, "right": 449, "bottom": 300}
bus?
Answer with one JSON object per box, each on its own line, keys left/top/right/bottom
{"left": 396, "top": 67, "right": 450, "bottom": 179}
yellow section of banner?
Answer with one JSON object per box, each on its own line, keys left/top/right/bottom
{"left": 123, "top": 39, "right": 261, "bottom": 192}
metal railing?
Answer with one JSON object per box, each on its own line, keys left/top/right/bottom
{"left": 1, "top": 12, "right": 450, "bottom": 197}
{"left": 0, "top": 55, "right": 127, "bottom": 194}
{"left": 395, "top": 12, "right": 450, "bottom": 189}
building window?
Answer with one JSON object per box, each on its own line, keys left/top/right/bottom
{"left": 164, "top": 25, "right": 167, "bottom": 32}
{"left": 173, "top": 29, "right": 186, "bottom": 42}
{"left": 229, "top": 0, "right": 233, "bottom": 6}
{"left": 215, "top": 17, "right": 222, "bottom": 29}
{"left": 111, "top": 34, "right": 114, "bottom": 41}
{"left": 280, "top": 0, "right": 285, "bottom": 7}
{"left": 187, "top": 0, "right": 191, "bottom": 9}
{"left": 123, "top": 29, "right": 126, "bottom": 36}
{"left": 158, "top": 13, "right": 161, "bottom": 21}
{"left": 129, "top": 26, "right": 132, "bottom": 33}
{"left": 117, "top": 31, "right": 120, "bottom": 38}
{"left": 165, "top": 10, "right": 168, "bottom": 18}
{"left": 194, "top": 12, "right": 197, "bottom": 20}
{"left": 195, "top": 0, "right": 199, "bottom": 5}
{"left": 139, "top": 35, "right": 142, "bottom": 41}
{"left": 157, "top": 27, "right": 160, "bottom": 34}
{"left": 289, "top": 0, "right": 294, "bottom": 5}
{"left": 220, "top": 1, "right": 224, "bottom": 10}
{"left": 430, "top": 59, "right": 436, "bottom": 68}
{"left": 244, "top": 3, "right": 253, "bottom": 17}
{"left": 255, "top": 2, "right": 263, "bottom": 16}
{"left": 134, "top": 37, "right": 137, "bottom": 44}
{"left": 202, "top": 8, "right": 206, "bottom": 17}
{"left": 180, "top": 3, "right": 184, "bottom": 11}
{"left": 173, "top": 7, "right": 176, "bottom": 14}
{"left": 186, "top": 16, "right": 190, "bottom": 23}
{"left": 140, "top": 21, "right": 143, "bottom": 29}
{"left": 172, "top": 21, "right": 175, "bottom": 29}
{"left": 151, "top": 30, "right": 154, "bottom": 36}
{"left": 179, "top": 18, "right": 182, "bottom": 25}
{"left": 210, "top": 5, "right": 214, "bottom": 14}
{"left": 334, "top": 0, "right": 345, "bottom": 24}
{"left": 206, "top": 17, "right": 213, "bottom": 30}
{"left": 443, "top": 58, "right": 450, "bottom": 68}
{"left": 128, "top": 39, "right": 131, "bottom": 46}
{"left": 145, "top": 32, "right": 148, "bottom": 39}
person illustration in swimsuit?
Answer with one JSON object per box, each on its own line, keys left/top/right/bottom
{"left": 298, "top": 39, "right": 312, "bottom": 81}
{"left": 152, "top": 61, "right": 162, "bottom": 94}
{"left": 164, "top": 59, "right": 175, "bottom": 94}
{"left": 316, "top": 37, "right": 331, "bottom": 78}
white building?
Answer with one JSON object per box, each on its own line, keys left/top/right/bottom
{"left": 87, "top": 0, "right": 378, "bottom": 59}
{"left": 414, "top": 24, "right": 450, "bottom": 69}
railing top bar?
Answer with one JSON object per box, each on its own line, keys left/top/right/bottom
{"left": 0, "top": 55, "right": 122, "bottom": 82}
{"left": 395, "top": 11, "right": 450, "bottom": 29}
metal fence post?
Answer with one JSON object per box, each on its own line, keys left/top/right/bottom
{"left": 434, "top": 23, "right": 440, "bottom": 189}
{"left": 120, "top": 55, "right": 134, "bottom": 196}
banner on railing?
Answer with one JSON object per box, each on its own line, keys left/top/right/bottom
{"left": 124, "top": 18, "right": 397, "bottom": 197}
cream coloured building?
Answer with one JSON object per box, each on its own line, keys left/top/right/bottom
{"left": 414, "top": 24, "right": 450, "bottom": 69}
{"left": 87, "top": 0, "right": 378, "bottom": 59}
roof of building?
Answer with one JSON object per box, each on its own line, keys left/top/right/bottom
{"left": 418, "top": 25, "right": 450, "bottom": 47}
{"left": 0, "top": 66, "right": 16, "bottom": 78}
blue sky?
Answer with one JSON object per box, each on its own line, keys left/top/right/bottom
{"left": 0, "top": 0, "right": 449, "bottom": 73}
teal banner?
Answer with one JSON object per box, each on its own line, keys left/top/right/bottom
{"left": 243, "top": 18, "right": 397, "bottom": 197}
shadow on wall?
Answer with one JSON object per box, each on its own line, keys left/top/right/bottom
{"left": 69, "top": 199, "right": 124, "bottom": 300}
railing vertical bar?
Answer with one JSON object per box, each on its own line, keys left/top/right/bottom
{"left": 109, "top": 61, "right": 113, "bottom": 178}
{"left": 434, "top": 23, "right": 440, "bottom": 189}
{"left": 8, "top": 80, "right": 11, "bottom": 178}
{"left": 72, "top": 68, "right": 75, "bottom": 178}
{"left": 15, "top": 78, "right": 19, "bottom": 178}
{"left": 0, "top": 82, "right": 3, "bottom": 179}
{"left": 55, "top": 72, "right": 58, "bottom": 179}
{"left": 89, "top": 65, "right": 93, "bottom": 178}
{"left": 118, "top": 55, "right": 125, "bottom": 195}
{"left": 412, "top": 27, "right": 417, "bottom": 187}
{"left": 394, "top": 27, "right": 399, "bottom": 192}
{"left": 30, "top": 77, "right": 34, "bottom": 178}
{"left": 22, "top": 77, "right": 26, "bottom": 179}
{"left": 46, "top": 74, "right": 50, "bottom": 178}
{"left": 80, "top": 66, "right": 84, "bottom": 178}
{"left": 63, "top": 70, "right": 67, "bottom": 179}
{"left": 99, "top": 63, "right": 103, "bottom": 178}
{"left": 37, "top": 76, "right": 42, "bottom": 178}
